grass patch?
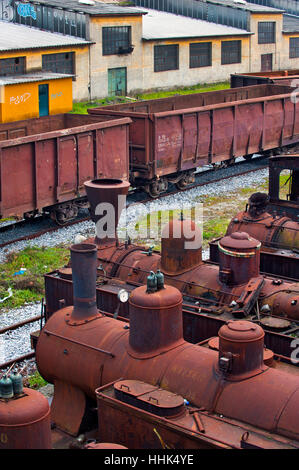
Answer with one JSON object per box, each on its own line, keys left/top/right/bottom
{"left": 136, "top": 81, "right": 230, "bottom": 101}
{"left": 0, "top": 217, "right": 16, "bottom": 223}
{"left": 0, "top": 245, "right": 69, "bottom": 310}
{"left": 71, "top": 81, "right": 230, "bottom": 115}
{"left": 203, "top": 216, "right": 231, "bottom": 241}
{"left": 24, "top": 371, "right": 48, "bottom": 389}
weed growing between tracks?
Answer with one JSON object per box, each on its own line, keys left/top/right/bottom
{"left": 0, "top": 245, "right": 69, "bottom": 310}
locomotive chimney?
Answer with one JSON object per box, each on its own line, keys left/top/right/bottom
{"left": 69, "top": 243, "right": 100, "bottom": 323}
{"left": 247, "top": 192, "right": 269, "bottom": 218}
{"left": 84, "top": 178, "right": 130, "bottom": 248}
{"left": 161, "top": 217, "right": 203, "bottom": 275}
{"left": 128, "top": 272, "right": 184, "bottom": 357}
{"left": 218, "top": 232, "right": 261, "bottom": 286}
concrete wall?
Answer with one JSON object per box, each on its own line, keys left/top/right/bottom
{"left": 88, "top": 15, "right": 144, "bottom": 99}
{"left": 248, "top": 12, "right": 299, "bottom": 72}
{"left": 140, "top": 36, "right": 251, "bottom": 92}
{"left": 281, "top": 33, "right": 299, "bottom": 71}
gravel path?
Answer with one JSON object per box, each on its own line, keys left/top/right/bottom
{"left": 0, "top": 165, "right": 269, "bottom": 371}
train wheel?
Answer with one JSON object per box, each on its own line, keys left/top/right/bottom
{"left": 175, "top": 172, "right": 195, "bottom": 190}
{"left": 175, "top": 178, "right": 188, "bottom": 190}
{"left": 50, "top": 204, "right": 79, "bottom": 226}
{"left": 148, "top": 181, "right": 161, "bottom": 198}
{"left": 24, "top": 210, "right": 38, "bottom": 220}
{"left": 147, "top": 178, "right": 168, "bottom": 198}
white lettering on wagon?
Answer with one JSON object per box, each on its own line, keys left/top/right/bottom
{"left": 157, "top": 133, "right": 182, "bottom": 152}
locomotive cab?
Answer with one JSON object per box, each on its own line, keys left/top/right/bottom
{"left": 268, "top": 155, "right": 299, "bottom": 218}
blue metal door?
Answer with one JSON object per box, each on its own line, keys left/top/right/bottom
{"left": 39, "top": 84, "right": 49, "bottom": 117}
{"left": 108, "top": 68, "right": 127, "bottom": 96}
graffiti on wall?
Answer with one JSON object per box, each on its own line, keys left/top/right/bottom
{"left": 10, "top": 92, "right": 31, "bottom": 105}
{"left": 51, "top": 91, "right": 63, "bottom": 100}
{"left": 0, "top": 0, "right": 13, "bottom": 21}
{"left": 17, "top": 3, "right": 36, "bottom": 20}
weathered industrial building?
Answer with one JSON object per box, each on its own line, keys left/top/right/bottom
{"left": 0, "top": 0, "right": 299, "bottom": 115}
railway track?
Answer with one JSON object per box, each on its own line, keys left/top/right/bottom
{"left": 0, "top": 155, "right": 269, "bottom": 249}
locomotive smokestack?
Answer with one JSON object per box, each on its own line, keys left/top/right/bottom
{"left": 70, "top": 243, "right": 99, "bottom": 322}
{"left": 84, "top": 178, "right": 130, "bottom": 248}
{"left": 161, "top": 218, "right": 203, "bottom": 275}
{"left": 247, "top": 192, "right": 269, "bottom": 218}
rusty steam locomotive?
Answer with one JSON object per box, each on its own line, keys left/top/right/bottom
{"left": 43, "top": 172, "right": 299, "bottom": 368}
{"left": 2, "top": 171, "right": 299, "bottom": 449}
{"left": 34, "top": 241, "right": 299, "bottom": 448}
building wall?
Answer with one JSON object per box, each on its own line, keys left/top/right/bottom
{"left": 0, "top": 77, "right": 72, "bottom": 123}
{"left": 88, "top": 15, "right": 144, "bottom": 99}
{"left": 0, "top": 45, "right": 90, "bottom": 102}
{"left": 281, "top": 33, "right": 299, "bottom": 71}
{"left": 249, "top": 12, "right": 291, "bottom": 72}
{"left": 140, "top": 36, "right": 250, "bottom": 92}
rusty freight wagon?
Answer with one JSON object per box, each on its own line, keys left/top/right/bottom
{"left": 231, "top": 70, "right": 299, "bottom": 88}
{"left": 0, "top": 113, "right": 130, "bottom": 223}
{"left": 89, "top": 84, "right": 299, "bottom": 197}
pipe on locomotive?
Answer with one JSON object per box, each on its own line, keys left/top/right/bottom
{"left": 36, "top": 236, "right": 299, "bottom": 443}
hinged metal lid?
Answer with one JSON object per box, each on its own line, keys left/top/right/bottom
{"left": 113, "top": 379, "right": 185, "bottom": 417}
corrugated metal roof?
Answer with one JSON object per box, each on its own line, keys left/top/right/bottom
{"left": 32, "top": 0, "right": 146, "bottom": 16}
{"left": 283, "top": 14, "right": 299, "bottom": 33}
{"left": 140, "top": 8, "right": 251, "bottom": 40}
{"left": 206, "top": 0, "right": 284, "bottom": 13}
{"left": 0, "top": 21, "right": 92, "bottom": 52}
{"left": 0, "top": 72, "right": 73, "bottom": 86}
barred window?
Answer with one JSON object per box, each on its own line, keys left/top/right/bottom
{"left": 154, "top": 45, "right": 179, "bottom": 72}
{"left": 42, "top": 52, "right": 75, "bottom": 75}
{"left": 190, "top": 42, "right": 212, "bottom": 68}
{"left": 258, "top": 22, "right": 276, "bottom": 44}
{"left": 0, "top": 57, "right": 25, "bottom": 76}
{"left": 221, "top": 41, "right": 241, "bottom": 65}
{"left": 290, "top": 37, "right": 299, "bottom": 58}
{"left": 102, "top": 27, "right": 132, "bottom": 55}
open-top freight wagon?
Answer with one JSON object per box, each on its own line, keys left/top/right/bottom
{"left": 231, "top": 70, "right": 299, "bottom": 88}
{"left": 1, "top": 84, "right": 299, "bottom": 221}
{"left": 89, "top": 84, "right": 299, "bottom": 197}
{"left": 0, "top": 113, "right": 130, "bottom": 223}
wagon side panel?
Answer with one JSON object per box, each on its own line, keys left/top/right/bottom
{"left": 56, "top": 135, "right": 78, "bottom": 202}
{"left": 96, "top": 123, "right": 130, "bottom": 181}
{"left": 0, "top": 143, "right": 35, "bottom": 217}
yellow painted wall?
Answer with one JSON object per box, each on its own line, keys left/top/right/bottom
{"left": 0, "top": 77, "right": 72, "bottom": 123}
{"left": 0, "top": 45, "right": 90, "bottom": 102}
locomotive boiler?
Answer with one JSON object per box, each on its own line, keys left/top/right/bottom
{"left": 36, "top": 241, "right": 299, "bottom": 448}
